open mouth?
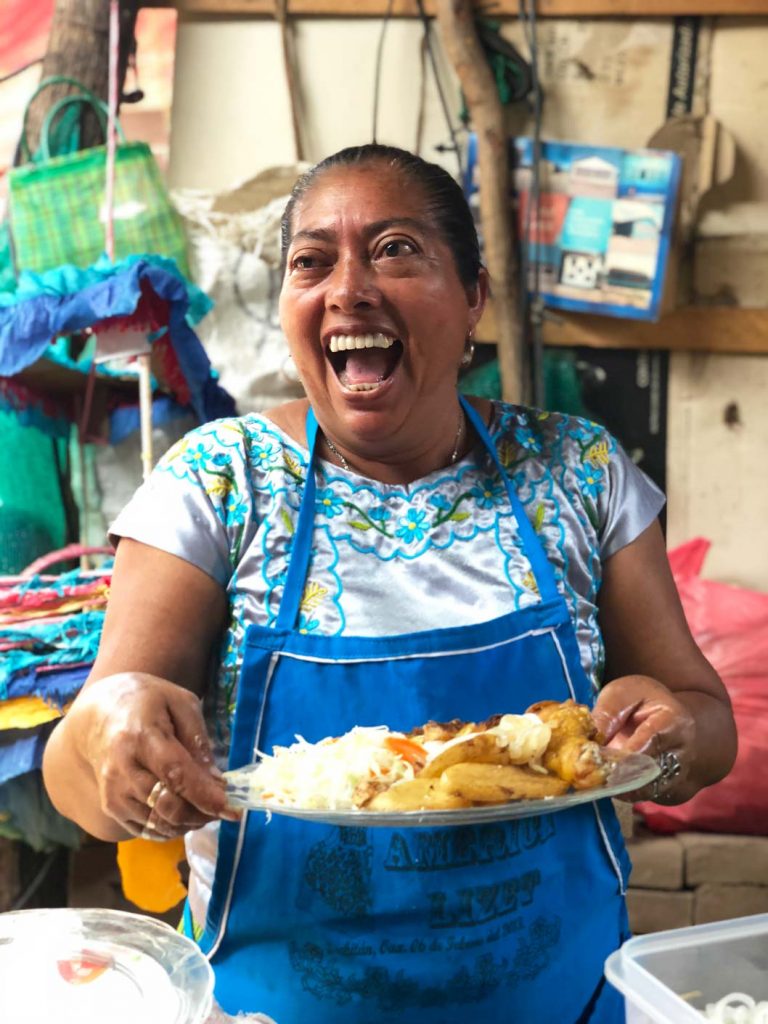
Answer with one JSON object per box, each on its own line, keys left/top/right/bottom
{"left": 327, "top": 333, "right": 403, "bottom": 392}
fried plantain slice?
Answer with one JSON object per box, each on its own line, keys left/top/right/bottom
{"left": 437, "top": 762, "right": 570, "bottom": 804}
{"left": 364, "top": 777, "right": 469, "bottom": 812}
{"left": 419, "top": 732, "right": 509, "bottom": 780}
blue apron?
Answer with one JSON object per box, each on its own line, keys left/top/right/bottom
{"left": 193, "top": 398, "right": 631, "bottom": 1023}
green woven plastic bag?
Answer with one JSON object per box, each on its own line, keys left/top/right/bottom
{"left": 9, "top": 142, "right": 189, "bottom": 275}
{"left": 7, "top": 77, "right": 188, "bottom": 276}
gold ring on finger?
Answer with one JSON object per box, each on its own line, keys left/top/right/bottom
{"left": 146, "top": 780, "right": 166, "bottom": 809}
{"left": 140, "top": 825, "right": 164, "bottom": 842}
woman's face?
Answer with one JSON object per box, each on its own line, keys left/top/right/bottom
{"left": 279, "top": 163, "right": 486, "bottom": 455}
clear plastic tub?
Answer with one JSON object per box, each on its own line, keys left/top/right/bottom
{"left": 0, "top": 907, "right": 214, "bottom": 1024}
{"left": 605, "top": 913, "right": 768, "bottom": 1024}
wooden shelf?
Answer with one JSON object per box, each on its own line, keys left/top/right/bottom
{"left": 475, "top": 304, "right": 768, "bottom": 354}
{"left": 171, "top": 1, "right": 768, "bottom": 17}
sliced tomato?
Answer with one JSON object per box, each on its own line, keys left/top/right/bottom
{"left": 57, "top": 951, "right": 113, "bottom": 985}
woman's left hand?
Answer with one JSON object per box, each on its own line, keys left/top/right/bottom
{"left": 593, "top": 674, "right": 696, "bottom": 803}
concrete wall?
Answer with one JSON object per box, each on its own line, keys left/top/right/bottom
{"left": 168, "top": 16, "right": 461, "bottom": 191}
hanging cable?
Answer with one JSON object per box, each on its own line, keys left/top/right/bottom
{"left": 414, "top": 32, "right": 428, "bottom": 156}
{"left": 371, "top": 0, "right": 395, "bottom": 144}
{"left": 414, "top": 0, "right": 463, "bottom": 178}
{"left": 519, "top": 0, "right": 545, "bottom": 407}
{"left": 104, "top": 0, "right": 120, "bottom": 264}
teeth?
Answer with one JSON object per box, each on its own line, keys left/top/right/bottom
{"left": 346, "top": 381, "right": 382, "bottom": 392}
{"left": 328, "top": 333, "right": 395, "bottom": 353}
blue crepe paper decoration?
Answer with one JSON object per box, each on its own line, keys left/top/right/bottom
{"left": 0, "top": 254, "right": 236, "bottom": 424}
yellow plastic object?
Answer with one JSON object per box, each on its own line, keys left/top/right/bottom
{"left": 0, "top": 696, "right": 64, "bottom": 730}
{"left": 116, "top": 837, "right": 187, "bottom": 914}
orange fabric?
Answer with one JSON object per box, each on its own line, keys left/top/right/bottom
{"left": 116, "top": 836, "right": 187, "bottom": 913}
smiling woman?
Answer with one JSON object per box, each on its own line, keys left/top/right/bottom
{"left": 273, "top": 147, "right": 487, "bottom": 482}
{"left": 41, "top": 144, "right": 736, "bottom": 1024}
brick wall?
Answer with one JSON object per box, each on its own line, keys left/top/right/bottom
{"left": 626, "top": 827, "right": 768, "bottom": 933}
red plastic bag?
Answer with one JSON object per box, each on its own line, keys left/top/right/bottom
{"left": 636, "top": 538, "right": 768, "bottom": 835}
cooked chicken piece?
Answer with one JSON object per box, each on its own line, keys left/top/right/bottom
{"left": 541, "top": 736, "right": 609, "bottom": 790}
{"left": 526, "top": 699, "right": 599, "bottom": 742}
{"left": 407, "top": 719, "right": 476, "bottom": 744}
{"left": 525, "top": 699, "right": 609, "bottom": 790}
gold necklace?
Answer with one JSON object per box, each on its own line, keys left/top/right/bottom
{"left": 324, "top": 411, "right": 465, "bottom": 473}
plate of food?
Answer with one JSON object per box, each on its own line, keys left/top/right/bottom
{"left": 224, "top": 699, "right": 660, "bottom": 827}
{"left": 0, "top": 908, "right": 214, "bottom": 1024}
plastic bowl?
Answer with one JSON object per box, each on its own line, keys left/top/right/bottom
{"left": 0, "top": 907, "right": 213, "bottom": 1024}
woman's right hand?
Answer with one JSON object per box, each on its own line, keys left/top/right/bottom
{"left": 62, "top": 672, "right": 239, "bottom": 839}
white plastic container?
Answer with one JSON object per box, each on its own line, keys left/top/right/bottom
{"left": 605, "top": 913, "right": 768, "bottom": 1024}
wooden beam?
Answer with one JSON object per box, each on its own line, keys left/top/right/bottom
{"left": 436, "top": 0, "right": 523, "bottom": 403}
{"left": 476, "top": 303, "right": 768, "bottom": 354}
{"left": 171, "top": 1, "right": 768, "bottom": 17}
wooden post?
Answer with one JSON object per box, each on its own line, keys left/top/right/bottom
{"left": 22, "top": 0, "right": 138, "bottom": 159}
{"left": 435, "top": 0, "right": 523, "bottom": 402}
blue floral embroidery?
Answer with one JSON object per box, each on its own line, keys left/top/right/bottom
{"left": 369, "top": 506, "right": 391, "bottom": 522}
{"left": 316, "top": 488, "right": 345, "bottom": 518}
{"left": 395, "top": 508, "right": 428, "bottom": 544}
{"left": 182, "top": 442, "right": 211, "bottom": 471}
{"left": 252, "top": 442, "right": 279, "bottom": 467}
{"left": 470, "top": 477, "right": 506, "bottom": 510}
{"left": 298, "top": 613, "right": 320, "bottom": 634}
{"left": 224, "top": 492, "right": 249, "bottom": 527}
{"left": 514, "top": 425, "right": 542, "bottom": 453}
{"left": 428, "top": 494, "right": 452, "bottom": 512}
{"left": 576, "top": 465, "right": 605, "bottom": 499}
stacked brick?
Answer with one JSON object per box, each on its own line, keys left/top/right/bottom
{"left": 626, "top": 828, "right": 768, "bottom": 934}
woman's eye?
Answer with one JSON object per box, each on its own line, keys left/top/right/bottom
{"left": 379, "top": 239, "right": 416, "bottom": 259}
{"left": 291, "top": 255, "right": 318, "bottom": 270}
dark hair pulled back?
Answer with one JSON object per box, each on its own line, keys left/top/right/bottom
{"left": 280, "top": 144, "right": 481, "bottom": 288}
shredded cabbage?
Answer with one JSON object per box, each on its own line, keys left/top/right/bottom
{"left": 246, "top": 726, "right": 416, "bottom": 810}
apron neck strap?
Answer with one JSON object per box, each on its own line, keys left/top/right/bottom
{"left": 277, "top": 398, "right": 562, "bottom": 630}
{"left": 275, "top": 408, "right": 321, "bottom": 630}
{"left": 460, "top": 396, "right": 561, "bottom": 605}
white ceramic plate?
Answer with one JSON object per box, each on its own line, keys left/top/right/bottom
{"left": 225, "top": 750, "right": 659, "bottom": 827}
{"left": 0, "top": 908, "right": 213, "bottom": 1024}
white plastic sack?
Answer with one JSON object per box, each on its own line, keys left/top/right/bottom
{"left": 171, "top": 166, "right": 308, "bottom": 415}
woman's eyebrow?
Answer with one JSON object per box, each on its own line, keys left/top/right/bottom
{"left": 290, "top": 227, "right": 335, "bottom": 244}
{"left": 291, "top": 218, "right": 431, "bottom": 246}
{"left": 365, "top": 217, "right": 431, "bottom": 237}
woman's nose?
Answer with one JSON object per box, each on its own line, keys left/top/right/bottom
{"left": 325, "top": 257, "right": 381, "bottom": 311}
